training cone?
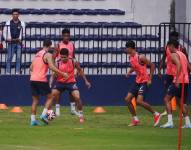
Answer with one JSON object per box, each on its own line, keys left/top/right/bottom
{"left": 171, "top": 97, "right": 177, "bottom": 111}
{"left": 0, "top": 104, "right": 8, "bottom": 110}
{"left": 93, "top": 107, "right": 106, "bottom": 113}
{"left": 11, "top": 106, "right": 23, "bottom": 113}
{"left": 132, "top": 98, "right": 137, "bottom": 110}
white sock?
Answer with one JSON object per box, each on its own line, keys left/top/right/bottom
{"left": 154, "top": 112, "right": 159, "bottom": 116}
{"left": 42, "top": 108, "right": 48, "bottom": 116}
{"left": 133, "top": 116, "right": 139, "bottom": 121}
{"left": 55, "top": 104, "right": 60, "bottom": 115}
{"left": 185, "top": 116, "right": 191, "bottom": 125}
{"left": 70, "top": 102, "right": 76, "bottom": 111}
{"left": 168, "top": 114, "right": 173, "bottom": 123}
{"left": 31, "top": 115, "right": 36, "bottom": 122}
{"left": 78, "top": 111, "right": 84, "bottom": 117}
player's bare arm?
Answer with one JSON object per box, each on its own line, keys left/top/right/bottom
{"left": 139, "top": 55, "right": 155, "bottom": 85}
{"left": 171, "top": 53, "right": 181, "bottom": 85}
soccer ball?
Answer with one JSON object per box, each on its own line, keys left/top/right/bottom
{"left": 47, "top": 110, "right": 56, "bottom": 121}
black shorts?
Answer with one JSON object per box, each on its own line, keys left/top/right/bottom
{"left": 164, "top": 75, "right": 173, "bottom": 90}
{"left": 167, "top": 83, "right": 189, "bottom": 104}
{"left": 129, "top": 82, "right": 148, "bottom": 99}
{"left": 52, "top": 82, "right": 78, "bottom": 93}
{"left": 30, "top": 81, "right": 51, "bottom": 96}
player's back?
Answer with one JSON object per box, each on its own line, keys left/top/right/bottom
{"left": 30, "top": 50, "right": 49, "bottom": 82}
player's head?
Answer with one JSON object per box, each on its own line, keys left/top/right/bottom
{"left": 43, "top": 39, "right": 52, "bottom": 49}
{"left": 60, "top": 48, "right": 69, "bottom": 63}
{"left": 169, "top": 31, "right": 179, "bottom": 41}
{"left": 167, "top": 39, "right": 179, "bottom": 53}
{"left": 125, "top": 40, "right": 136, "bottom": 54}
{"left": 62, "top": 28, "right": 70, "bottom": 43}
{"left": 12, "top": 9, "right": 20, "bottom": 21}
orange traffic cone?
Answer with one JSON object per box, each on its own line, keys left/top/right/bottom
{"left": 0, "top": 104, "right": 8, "bottom": 110}
{"left": 93, "top": 106, "right": 106, "bottom": 113}
{"left": 171, "top": 97, "right": 177, "bottom": 111}
{"left": 11, "top": 106, "right": 23, "bottom": 113}
{"left": 132, "top": 98, "right": 137, "bottom": 110}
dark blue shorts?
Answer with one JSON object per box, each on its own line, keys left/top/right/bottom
{"left": 52, "top": 82, "right": 79, "bottom": 93}
{"left": 30, "top": 81, "right": 51, "bottom": 96}
{"left": 129, "top": 82, "right": 148, "bottom": 99}
{"left": 167, "top": 83, "right": 188, "bottom": 104}
{"left": 164, "top": 75, "right": 174, "bottom": 90}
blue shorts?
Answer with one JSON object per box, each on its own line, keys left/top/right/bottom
{"left": 52, "top": 82, "right": 79, "bottom": 93}
{"left": 30, "top": 81, "right": 51, "bottom": 96}
{"left": 167, "top": 83, "right": 188, "bottom": 104}
{"left": 129, "top": 82, "right": 148, "bottom": 99}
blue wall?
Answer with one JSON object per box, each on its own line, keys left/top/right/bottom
{"left": 0, "top": 75, "right": 190, "bottom": 106}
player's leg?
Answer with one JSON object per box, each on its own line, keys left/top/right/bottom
{"left": 70, "top": 90, "right": 85, "bottom": 123}
{"left": 31, "top": 95, "right": 41, "bottom": 126}
{"left": 160, "top": 84, "right": 175, "bottom": 128}
{"left": 40, "top": 82, "right": 52, "bottom": 125}
{"left": 136, "top": 83, "right": 161, "bottom": 126}
{"left": 124, "top": 83, "right": 140, "bottom": 126}
{"left": 30, "top": 81, "right": 41, "bottom": 126}
{"left": 52, "top": 89, "right": 61, "bottom": 116}
{"left": 177, "top": 84, "right": 191, "bottom": 128}
{"left": 161, "top": 75, "right": 174, "bottom": 116}
{"left": 69, "top": 93, "right": 78, "bottom": 115}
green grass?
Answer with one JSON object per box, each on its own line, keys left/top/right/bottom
{"left": 0, "top": 106, "right": 190, "bottom": 150}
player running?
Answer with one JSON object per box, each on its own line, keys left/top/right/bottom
{"left": 160, "top": 40, "right": 191, "bottom": 128}
{"left": 52, "top": 28, "right": 91, "bottom": 116}
{"left": 51, "top": 48, "right": 85, "bottom": 123}
{"left": 124, "top": 40, "right": 161, "bottom": 127}
{"left": 30, "top": 39, "right": 68, "bottom": 126}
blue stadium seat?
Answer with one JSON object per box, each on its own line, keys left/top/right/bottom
{"left": 0, "top": 48, "right": 7, "bottom": 54}
{"left": 108, "top": 9, "right": 125, "bottom": 15}
{"left": 143, "top": 34, "right": 159, "bottom": 41}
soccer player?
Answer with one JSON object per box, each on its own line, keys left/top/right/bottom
{"left": 158, "top": 31, "right": 189, "bottom": 115}
{"left": 124, "top": 40, "right": 161, "bottom": 127}
{"left": 30, "top": 39, "right": 68, "bottom": 126}
{"left": 51, "top": 48, "right": 85, "bottom": 123}
{"left": 160, "top": 40, "right": 191, "bottom": 128}
{"left": 53, "top": 28, "right": 91, "bottom": 116}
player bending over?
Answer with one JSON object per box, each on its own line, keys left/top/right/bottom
{"left": 124, "top": 40, "right": 161, "bottom": 127}
{"left": 30, "top": 39, "right": 68, "bottom": 126}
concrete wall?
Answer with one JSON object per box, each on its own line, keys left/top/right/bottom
{"left": 0, "top": 0, "right": 171, "bottom": 24}
{"left": 186, "top": 0, "right": 191, "bottom": 22}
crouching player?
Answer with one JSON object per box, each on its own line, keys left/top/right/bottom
{"left": 51, "top": 48, "right": 85, "bottom": 123}
{"left": 160, "top": 40, "right": 191, "bottom": 128}
{"left": 124, "top": 40, "right": 161, "bottom": 127}
{"left": 30, "top": 39, "right": 68, "bottom": 126}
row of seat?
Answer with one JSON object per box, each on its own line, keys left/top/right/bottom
{"left": 0, "top": 62, "right": 159, "bottom": 68}
{"left": 22, "top": 34, "right": 159, "bottom": 41}
{"left": 1, "top": 22, "right": 142, "bottom": 28}
{"left": 0, "top": 47, "right": 163, "bottom": 54}
{"left": 0, "top": 8, "right": 125, "bottom": 15}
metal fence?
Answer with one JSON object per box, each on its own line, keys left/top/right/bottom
{"left": 0, "top": 22, "right": 190, "bottom": 75}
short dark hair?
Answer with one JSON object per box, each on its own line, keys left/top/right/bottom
{"left": 12, "top": 9, "right": 19, "bottom": 14}
{"left": 62, "top": 28, "right": 70, "bottom": 35}
{"left": 125, "top": 40, "right": 135, "bottom": 49}
{"left": 167, "top": 39, "right": 179, "bottom": 49}
{"left": 60, "top": 48, "right": 69, "bottom": 56}
{"left": 170, "top": 31, "right": 179, "bottom": 38}
{"left": 43, "top": 39, "right": 52, "bottom": 47}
